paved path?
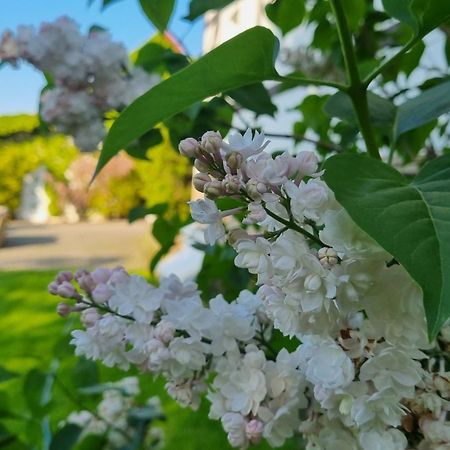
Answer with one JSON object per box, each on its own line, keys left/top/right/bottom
{"left": 0, "top": 220, "right": 155, "bottom": 271}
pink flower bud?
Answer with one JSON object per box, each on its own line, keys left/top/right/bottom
{"left": 77, "top": 273, "right": 96, "bottom": 293}
{"left": 92, "top": 283, "right": 112, "bottom": 303}
{"left": 194, "top": 158, "right": 210, "bottom": 173}
{"left": 48, "top": 281, "right": 59, "bottom": 295}
{"left": 245, "top": 419, "right": 264, "bottom": 444}
{"left": 57, "top": 281, "right": 77, "bottom": 299}
{"left": 225, "top": 151, "right": 244, "bottom": 173}
{"left": 56, "top": 302, "right": 72, "bottom": 317}
{"left": 204, "top": 180, "right": 224, "bottom": 199}
{"left": 193, "top": 173, "right": 211, "bottom": 192}
{"left": 56, "top": 271, "right": 73, "bottom": 283}
{"left": 81, "top": 307, "right": 101, "bottom": 328}
{"left": 228, "top": 229, "right": 252, "bottom": 246}
{"left": 109, "top": 267, "right": 129, "bottom": 285}
{"left": 178, "top": 137, "right": 200, "bottom": 157}
{"left": 201, "top": 131, "right": 222, "bottom": 154}
{"left": 91, "top": 268, "right": 112, "bottom": 285}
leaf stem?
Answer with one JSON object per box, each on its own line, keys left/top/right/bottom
{"left": 275, "top": 74, "right": 346, "bottom": 90}
{"left": 329, "top": 0, "right": 381, "bottom": 160}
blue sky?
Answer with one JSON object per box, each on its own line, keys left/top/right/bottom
{"left": 0, "top": 0, "right": 203, "bottom": 114}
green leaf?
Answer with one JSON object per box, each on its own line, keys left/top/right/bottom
{"left": 227, "top": 83, "right": 277, "bottom": 116}
{"left": 266, "top": 0, "right": 305, "bottom": 35}
{"left": 382, "top": 0, "right": 450, "bottom": 36}
{"left": 323, "top": 153, "right": 450, "bottom": 337}
{"left": 382, "top": 0, "right": 418, "bottom": 30}
{"left": 49, "top": 424, "right": 82, "bottom": 450}
{"left": 75, "top": 435, "right": 107, "bottom": 450}
{"left": 23, "top": 369, "right": 48, "bottom": 417}
{"left": 394, "top": 79, "right": 450, "bottom": 139}
{"left": 72, "top": 358, "right": 98, "bottom": 389}
{"left": 125, "top": 128, "right": 163, "bottom": 160}
{"left": 185, "top": 0, "right": 234, "bottom": 21}
{"left": 138, "top": 0, "right": 175, "bottom": 33}
{"left": 128, "top": 203, "right": 168, "bottom": 223}
{"left": 0, "top": 367, "right": 18, "bottom": 382}
{"left": 341, "top": 0, "right": 366, "bottom": 31}
{"left": 325, "top": 91, "right": 396, "bottom": 133}
{"left": 94, "top": 26, "right": 280, "bottom": 177}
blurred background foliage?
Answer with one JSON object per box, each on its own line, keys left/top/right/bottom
{"left": 0, "top": 115, "right": 191, "bottom": 220}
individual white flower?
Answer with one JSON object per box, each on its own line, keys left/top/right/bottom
{"left": 108, "top": 275, "right": 163, "bottom": 323}
{"left": 163, "top": 295, "right": 212, "bottom": 338}
{"left": 359, "top": 346, "right": 423, "bottom": 398}
{"left": 297, "top": 336, "right": 355, "bottom": 391}
{"left": 188, "top": 199, "right": 226, "bottom": 245}
{"left": 359, "top": 428, "right": 408, "bottom": 450}
{"left": 234, "top": 237, "right": 272, "bottom": 284}
{"left": 420, "top": 417, "right": 450, "bottom": 445}
{"left": 221, "top": 413, "right": 248, "bottom": 448}
{"left": 351, "top": 388, "right": 407, "bottom": 429}
{"left": 166, "top": 379, "right": 206, "bottom": 410}
{"left": 294, "top": 151, "right": 319, "bottom": 178}
{"left": 168, "top": 337, "right": 208, "bottom": 378}
{"left": 213, "top": 346, "right": 267, "bottom": 416}
{"left": 206, "top": 295, "right": 256, "bottom": 355}
{"left": 259, "top": 400, "right": 301, "bottom": 447}
{"left": 285, "top": 179, "right": 331, "bottom": 224}
{"left": 221, "top": 128, "right": 269, "bottom": 159}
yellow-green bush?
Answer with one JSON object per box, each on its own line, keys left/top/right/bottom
{"left": 0, "top": 115, "right": 192, "bottom": 219}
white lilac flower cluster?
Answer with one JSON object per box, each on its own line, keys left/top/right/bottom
{"left": 51, "top": 129, "right": 450, "bottom": 449}
{"left": 63, "top": 376, "right": 164, "bottom": 449}
{"left": 0, "top": 17, "right": 158, "bottom": 150}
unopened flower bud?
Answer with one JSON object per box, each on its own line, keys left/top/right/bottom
{"left": 48, "top": 281, "right": 59, "bottom": 295}
{"left": 222, "top": 175, "right": 241, "bottom": 194}
{"left": 57, "top": 281, "right": 78, "bottom": 299}
{"left": 56, "top": 302, "right": 72, "bottom": 317}
{"left": 81, "top": 307, "right": 101, "bottom": 328}
{"left": 318, "top": 247, "right": 338, "bottom": 269}
{"left": 92, "top": 283, "right": 112, "bottom": 303}
{"left": 201, "top": 131, "right": 222, "bottom": 154}
{"left": 91, "top": 268, "right": 111, "bottom": 284}
{"left": 225, "top": 151, "right": 243, "bottom": 173}
{"left": 154, "top": 320, "right": 175, "bottom": 344}
{"left": 56, "top": 271, "right": 73, "bottom": 283}
{"left": 178, "top": 137, "right": 200, "bottom": 157}
{"left": 296, "top": 151, "right": 319, "bottom": 177}
{"left": 193, "top": 173, "right": 211, "bottom": 192}
{"left": 246, "top": 178, "right": 267, "bottom": 199}
{"left": 228, "top": 229, "right": 252, "bottom": 246}
{"left": 109, "top": 267, "right": 129, "bottom": 285}
{"left": 204, "top": 180, "right": 224, "bottom": 199}
{"left": 245, "top": 419, "right": 264, "bottom": 444}
{"left": 77, "top": 273, "right": 97, "bottom": 294}
{"left": 194, "top": 158, "right": 210, "bottom": 173}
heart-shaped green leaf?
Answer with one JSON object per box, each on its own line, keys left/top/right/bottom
{"left": 94, "top": 26, "right": 280, "bottom": 178}
{"left": 323, "top": 153, "right": 450, "bottom": 337}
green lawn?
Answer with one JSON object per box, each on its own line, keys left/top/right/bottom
{"left": 0, "top": 271, "right": 299, "bottom": 450}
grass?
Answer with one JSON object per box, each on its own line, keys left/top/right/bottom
{"left": 0, "top": 270, "right": 299, "bottom": 450}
